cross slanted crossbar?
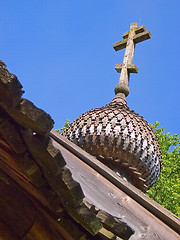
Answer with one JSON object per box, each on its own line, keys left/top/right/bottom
{"left": 114, "top": 23, "right": 151, "bottom": 96}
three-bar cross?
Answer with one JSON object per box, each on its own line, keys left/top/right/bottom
{"left": 113, "top": 22, "right": 151, "bottom": 96}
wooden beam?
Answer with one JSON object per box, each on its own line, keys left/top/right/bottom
{"left": 0, "top": 170, "right": 36, "bottom": 238}
{"left": 123, "top": 25, "right": 146, "bottom": 39}
{"left": 98, "top": 228, "right": 115, "bottom": 239}
{"left": 21, "top": 129, "right": 84, "bottom": 208}
{"left": 24, "top": 212, "right": 65, "bottom": 240}
{"left": 113, "top": 38, "right": 127, "bottom": 51}
{"left": 0, "top": 220, "right": 19, "bottom": 240}
{"left": 50, "top": 131, "right": 180, "bottom": 237}
{"left": 97, "top": 210, "right": 134, "bottom": 240}
{"left": 113, "top": 30, "right": 151, "bottom": 51}
{"left": 133, "top": 30, "right": 151, "bottom": 44}
{"left": 115, "top": 64, "right": 138, "bottom": 73}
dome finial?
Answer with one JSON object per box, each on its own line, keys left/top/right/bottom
{"left": 113, "top": 22, "right": 151, "bottom": 96}
{"left": 63, "top": 24, "right": 162, "bottom": 192}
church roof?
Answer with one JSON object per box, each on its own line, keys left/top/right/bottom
{"left": 0, "top": 60, "right": 179, "bottom": 239}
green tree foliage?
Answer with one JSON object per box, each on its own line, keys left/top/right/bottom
{"left": 56, "top": 120, "right": 70, "bottom": 134}
{"left": 147, "top": 122, "right": 180, "bottom": 217}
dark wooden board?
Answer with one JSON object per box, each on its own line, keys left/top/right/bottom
{"left": 50, "top": 131, "right": 180, "bottom": 240}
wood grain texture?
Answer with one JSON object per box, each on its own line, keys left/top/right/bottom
{"left": 51, "top": 131, "right": 180, "bottom": 239}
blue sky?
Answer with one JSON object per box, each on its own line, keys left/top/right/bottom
{"left": 1, "top": 1, "right": 180, "bottom": 134}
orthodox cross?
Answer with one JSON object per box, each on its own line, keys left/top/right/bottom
{"left": 113, "top": 22, "right": 151, "bottom": 96}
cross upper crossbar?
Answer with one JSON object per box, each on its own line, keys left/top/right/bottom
{"left": 114, "top": 23, "right": 151, "bottom": 97}
{"left": 113, "top": 25, "right": 151, "bottom": 51}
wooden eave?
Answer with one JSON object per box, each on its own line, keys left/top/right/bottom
{"left": 0, "top": 61, "right": 179, "bottom": 240}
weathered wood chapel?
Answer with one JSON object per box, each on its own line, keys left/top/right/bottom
{"left": 0, "top": 23, "right": 179, "bottom": 240}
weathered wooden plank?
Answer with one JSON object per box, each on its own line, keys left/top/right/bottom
{"left": 0, "top": 61, "right": 23, "bottom": 108}
{"left": 133, "top": 30, "right": 151, "bottom": 44}
{"left": 97, "top": 210, "right": 134, "bottom": 240}
{"left": 0, "top": 220, "right": 19, "bottom": 240}
{"left": 0, "top": 165, "right": 95, "bottom": 240}
{"left": 24, "top": 212, "right": 65, "bottom": 240}
{"left": 123, "top": 25, "right": 146, "bottom": 39}
{"left": 0, "top": 170, "right": 36, "bottom": 238}
{"left": 50, "top": 131, "right": 180, "bottom": 239}
{"left": 113, "top": 38, "right": 127, "bottom": 51}
{"left": 52, "top": 132, "right": 180, "bottom": 232}
{"left": 0, "top": 170, "right": 71, "bottom": 240}
{"left": 113, "top": 30, "right": 151, "bottom": 52}
{"left": 53, "top": 212, "right": 95, "bottom": 240}
{"left": 0, "top": 130, "right": 67, "bottom": 214}
{"left": 18, "top": 153, "right": 47, "bottom": 188}
{"left": 21, "top": 129, "right": 84, "bottom": 207}
{"left": 21, "top": 129, "right": 66, "bottom": 173}
{"left": 0, "top": 118, "right": 26, "bottom": 154}
{"left": 0, "top": 98, "right": 54, "bottom": 136}
{"left": 135, "top": 25, "right": 146, "bottom": 35}
{"left": 98, "top": 228, "right": 115, "bottom": 239}
{"left": 0, "top": 61, "right": 54, "bottom": 136}
{"left": 66, "top": 202, "right": 102, "bottom": 236}
{"left": 115, "top": 64, "right": 138, "bottom": 73}
{"left": 0, "top": 141, "right": 49, "bottom": 207}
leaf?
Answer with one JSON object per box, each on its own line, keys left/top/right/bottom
{"left": 147, "top": 123, "right": 180, "bottom": 217}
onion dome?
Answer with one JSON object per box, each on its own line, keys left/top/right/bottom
{"left": 63, "top": 23, "right": 162, "bottom": 192}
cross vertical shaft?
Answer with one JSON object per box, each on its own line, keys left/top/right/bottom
{"left": 113, "top": 22, "right": 151, "bottom": 97}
